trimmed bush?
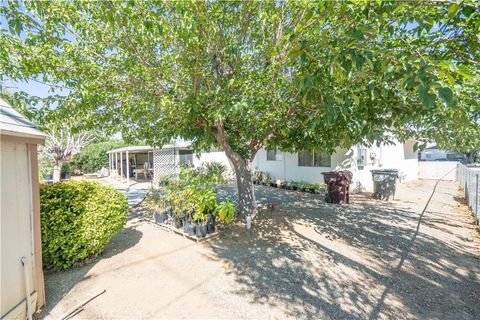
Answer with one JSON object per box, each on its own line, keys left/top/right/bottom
{"left": 40, "top": 180, "right": 128, "bottom": 269}
{"left": 74, "top": 140, "right": 126, "bottom": 174}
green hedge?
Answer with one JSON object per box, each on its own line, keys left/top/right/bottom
{"left": 40, "top": 180, "right": 128, "bottom": 269}
{"left": 74, "top": 140, "right": 126, "bottom": 174}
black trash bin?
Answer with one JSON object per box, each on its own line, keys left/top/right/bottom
{"left": 322, "top": 170, "right": 353, "bottom": 204}
{"left": 371, "top": 169, "right": 399, "bottom": 200}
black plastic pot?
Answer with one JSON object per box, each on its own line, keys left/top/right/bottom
{"left": 206, "top": 214, "right": 216, "bottom": 233}
{"left": 195, "top": 222, "right": 207, "bottom": 238}
{"left": 183, "top": 220, "right": 196, "bottom": 236}
{"left": 154, "top": 212, "right": 169, "bottom": 224}
{"left": 173, "top": 217, "right": 183, "bottom": 228}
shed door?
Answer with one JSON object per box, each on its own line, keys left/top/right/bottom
{"left": 1, "top": 141, "right": 36, "bottom": 318}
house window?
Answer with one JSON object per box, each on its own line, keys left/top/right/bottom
{"left": 298, "top": 150, "right": 331, "bottom": 167}
{"left": 425, "top": 152, "right": 431, "bottom": 159}
{"left": 179, "top": 150, "right": 193, "bottom": 165}
{"left": 267, "top": 149, "right": 282, "bottom": 161}
{"left": 357, "top": 146, "right": 367, "bottom": 170}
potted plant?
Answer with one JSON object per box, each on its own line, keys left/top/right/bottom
{"left": 216, "top": 198, "right": 235, "bottom": 224}
{"left": 60, "top": 162, "right": 72, "bottom": 180}
{"left": 147, "top": 190, "right": 169, "bottom": 224}
{"left": 276, "top": 179, "right": 285, "bottom": 188}
{"left": 252, "top": 170, "right": 263, "bottom": 185}
{"left": 193, "top": 190, "right": 216, "bottom": 237}
{"left": 183, "top": 214, "right": 196, "bottom": 236}
{"left": 262, "top": 173, "right": 272, "bottom": 186}
{"left": 285, "top": 180, "right": 296, "bottom": 190}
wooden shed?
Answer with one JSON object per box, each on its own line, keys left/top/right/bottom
{"left": 1, "top": 98, "right": 46, "bottom": 319}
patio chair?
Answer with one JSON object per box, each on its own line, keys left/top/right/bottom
{"left": 134, "top": 162, "right": 150, "bottom": 180}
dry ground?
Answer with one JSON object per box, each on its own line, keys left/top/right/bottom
{"left": 39, "top": 180, "right": 480, "bottom": 320}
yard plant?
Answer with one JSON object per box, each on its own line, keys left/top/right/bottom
{"left": 1, "top": 1, "right": 478, "bottom": 217}
{"left": 40, "top": 180, "right": 128, "bottom": 269}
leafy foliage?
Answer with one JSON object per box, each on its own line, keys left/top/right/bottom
{"left": 164, "top": 165, "right": 225, "bottom": 222}
{"left": 1, "top": 1, "right": 478, "bottom": 214}
{"left": 40, "top": 180, "right": 128, "bottom": 270}
{"left": 74, "top": 140, "right": 126, "bottom": 173}
{"left": 216, "top": 199, "right": 235, "bottom": 224}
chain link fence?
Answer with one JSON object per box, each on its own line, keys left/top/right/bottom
{"left": 457, "top": 163, "right": 480, "bottom": 224}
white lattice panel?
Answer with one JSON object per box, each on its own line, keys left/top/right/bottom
{"left": 153, "top": 148, "right": 178, "bottom": 183}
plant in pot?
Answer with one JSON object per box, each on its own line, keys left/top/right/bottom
{"left": 195, "top": 190, "right": 217, "bottom": 237}
{"left": 216, "top": 198, "right": 235, "bottom": 224}
{"left": 317, "top": 183, "right": 327, "bottom": 195}
{"left": 298, "top": 181, "right": 309, "bottom": 192}
{"left": 286, "top": 180, "right": 299, "bottom": 190}
{"left": 276, "top": 179, "right": 285, "bottom": 188}
{"left": 252, "top": 170, "right": 263, "bottom": 185}
{"left": 158, "top": 174, "right": 173, "bottom": 187}
{"left": 60, "top": 162, "right": 72, "bottom": 180}
{"left": 147, "top": 190, "right": 169, "bottom": 224}
{"left": 262, "top": 173, "right": 272, "bottom": 186}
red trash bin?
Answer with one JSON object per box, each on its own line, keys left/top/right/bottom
{"left": 322, "top": 170, "right": 353, "bottom": 204}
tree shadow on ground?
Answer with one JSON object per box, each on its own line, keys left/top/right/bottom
{"left": 37, "top": 225, "right": 142, "bottom": 319}
{"left": 208, "top": 184, "right": 480, "bottom": 319}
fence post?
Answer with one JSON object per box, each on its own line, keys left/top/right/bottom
{"left": 476, "top": 173, "right": 479, "bottom": 224}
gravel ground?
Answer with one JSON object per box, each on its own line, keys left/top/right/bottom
{"left": 39, "top": 179, "right": 480, "bottom": 319}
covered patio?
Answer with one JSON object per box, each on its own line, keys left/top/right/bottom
{"left": 106, "top": 142, "right": 195, "bottom": 186}
{"left": 107, "top": 146, "right": 154, "bottom": 185}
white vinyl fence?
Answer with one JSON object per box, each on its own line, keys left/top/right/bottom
{"left": 458, "top": 163, "right": 480, "bottom": 224}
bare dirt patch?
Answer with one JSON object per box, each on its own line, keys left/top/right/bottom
{"left": 40, "top": 180, "right": 480, "bottom": 319}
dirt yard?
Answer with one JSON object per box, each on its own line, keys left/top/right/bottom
{"left": 39, "top": 180, "right": 480, "bottom": 319}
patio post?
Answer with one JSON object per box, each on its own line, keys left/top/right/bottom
{"left": 108, "top": 153, "right": 112, "bottom": 177}
{"left": 126, "top": 150, "right": 130, "bottom": 187}
{"left": 115, "top": 152, "right": 118, "bottom": 179}
{"left": 120, "top": 151, "right": 124, "bottom": 182}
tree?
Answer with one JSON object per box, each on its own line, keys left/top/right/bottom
{"left": 41, "top": 126, "right": 93, "bottom": 182}
{"left": 1, "top": 1, "right": 478, "bottom": 216}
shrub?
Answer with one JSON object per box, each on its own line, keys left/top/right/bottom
{"left": 40, "top": 180, "right": 128, "bottom": 269}
{"left": 74, "top": 140, "right": 126, "bottom": 174}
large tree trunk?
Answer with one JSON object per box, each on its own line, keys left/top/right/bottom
{"left": 465, "top": 151, "right": 478, "bottom": 164}
{"left": 212, "top": 123, "right": 255, "bottom": 219}
{"left": 226, "top": 150, "right": 255, "bottom": 219}
{"left": 53, "top": 159, "right": 63, "bottom": 183}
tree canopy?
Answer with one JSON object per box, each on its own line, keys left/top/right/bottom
{"left": 1, "top": 0, "right": 479, "bottom": 214}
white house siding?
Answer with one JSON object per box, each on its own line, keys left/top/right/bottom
{"left": 252, "top": 139, "right": 418, "bottom": 193}
{"left": 193, "top": 149, "right": 234, "bottom": 174}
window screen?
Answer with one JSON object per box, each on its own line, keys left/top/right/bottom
{"left": 267, "top": 149, "right": 281, "bottom": 161}
{"left": 299, "top": 150, "right": 331, "bottom": 167}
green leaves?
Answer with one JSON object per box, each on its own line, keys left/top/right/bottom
{"left": 1, "top": 0, "right": 478, "bottom": 164}
{"left": 40, "top": 181, "right": 127, "bottom": 270}
{"left": 437, "top": 87, "right": 455, "bottom": 108}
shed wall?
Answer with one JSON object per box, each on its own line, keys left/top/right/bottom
{"left": 1, "top": 141, "right": 38, "bottom": 319}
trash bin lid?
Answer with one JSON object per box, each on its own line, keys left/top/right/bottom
{"left": 371, "top": 168, "right": 398, "bottom": 173}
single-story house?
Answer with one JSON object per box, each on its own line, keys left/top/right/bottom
{"left": 253, "top": 139, "right": 419, "bottom": 193}
{"left": 1, "top": 98, "right": 46, "bottom": 319}
{"left": 419, "top": 144, "right": 465, "bottom": 162}
{"left": 108, "top": 138, "right": 418, "bottom": 193}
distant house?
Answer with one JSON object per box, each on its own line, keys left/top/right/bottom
{"left": 1, "top": 98, "right": 46, "bottom": 319}
{"left": 419, "top": 145, "right": 465, "bottom": 162}
{"left": 108, "top": 138, "right": 419, "bottom": 193}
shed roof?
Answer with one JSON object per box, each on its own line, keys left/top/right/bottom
{"left": 0, "top": 98, "right": 46, "bottom": 140}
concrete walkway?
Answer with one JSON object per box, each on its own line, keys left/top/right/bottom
{"left": 40, "top": 180, "right": 480, "bottom": 320}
